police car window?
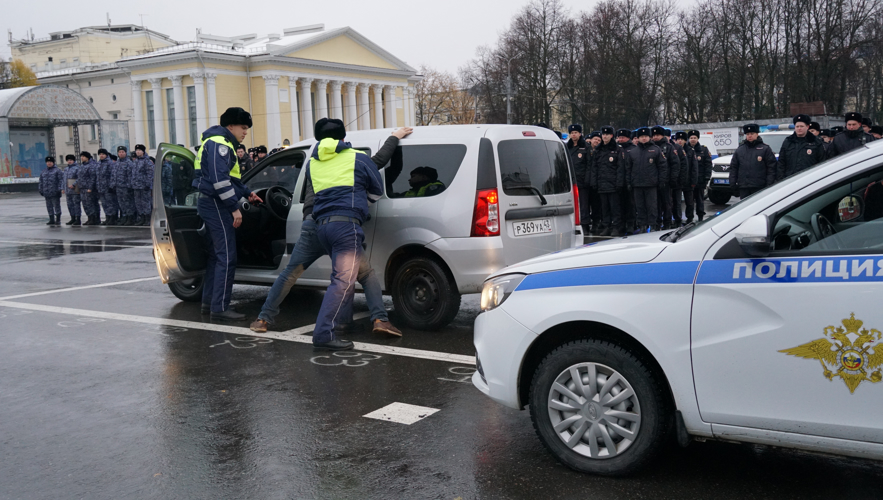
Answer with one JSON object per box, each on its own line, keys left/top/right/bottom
{"left": 384, "top": 145, "right": 466, "bottom": 199}
{"left": 247, "top": 150, "right": 306, "bottom": 192}
{"left": 498, "top": 140, "right": 570, "bottom": 196}
{"left": 771, "top": 163, "right": 883, "bottom": 255}
{"left": 164, "top": 152, "right": 198, "bottom": 207}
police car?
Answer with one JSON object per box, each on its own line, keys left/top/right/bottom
{"left": 473, "top": 139, "right": 883, "bottom": 475}
{"left": 708, "top": 130, "right": 791, "bottom": 205}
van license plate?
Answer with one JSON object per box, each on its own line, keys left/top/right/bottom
{"left": 513, "top": 219, "right": 553, "bottom": 236}
{"left": 713, "top": 179, "right": 729, "bottom": 184}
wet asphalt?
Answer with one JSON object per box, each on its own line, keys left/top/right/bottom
{"left": 1, "top": 192, "right": 881, "bottom": 499}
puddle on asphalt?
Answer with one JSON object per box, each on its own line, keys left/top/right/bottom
{"left": 0, "top": 239, "right": 150, "bottom": 262}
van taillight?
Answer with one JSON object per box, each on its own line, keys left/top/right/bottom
{"left": 471, "top": 188, "right": 500, "bottom": 237}
{"left": 572, "top": 184, "right": 580, "bottom": 226}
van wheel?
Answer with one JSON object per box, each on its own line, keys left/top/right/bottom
{"left": 391, "top": 257, "right": 461, "bottom": 330}
{"left": 168, "top": 277, "right": 204, "bottom": 302}
{"left": 707, "top": 190, "right": 730, "bottom": 205}
{"left": 529, "top": 339, "right": 669, "bottom": 476}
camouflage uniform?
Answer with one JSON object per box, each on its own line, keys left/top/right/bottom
{"left": 161, "top": 160, "right": 173, "bottom": 205}
{"left": 114, "top": 156, "right": 136, "bottom": 218}
{"left": 97, "top": 157, "right": 119, "bottom": 220}
{"left": 63, "top": 163, "right": 82, "bottom": 218}
{"left": 38, "top": 163, "right": 65, "bottom": 216}
{"left": 133, "top": 155, "right": 155, "bottom": 218}
{"left": 78, "top": 159, "right": 101, "bottom": 218}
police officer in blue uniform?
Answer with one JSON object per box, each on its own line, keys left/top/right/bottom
{"left": 78, "top": 151, "right": 101, "bottom": 225}
{"left": 132, "top": 145, "right": 154, "bottom": 226}
{"left": 96, "top": 148, "right": 119, "bottom": 225}
{"left": 113, "top": 147, "right": 135, "bottom": 226}
{"left": 63, "top": 154, "right": 82, "bottom": 226}
{"left": 194, "top": 107, "right": 262, "bottom": 321}
{"left": 39, "top": 156, "right": 65, "bottom": 225}
{"left": 307, "top": 118, "right": 383, "bottom": 350}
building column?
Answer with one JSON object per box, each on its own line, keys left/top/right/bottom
{"left": 373, "top": 85, "right": 384, "bottom": 129}
{"left": 288, "top": 76, "right": 301, "bottom": 142}
{"left": 170, "top": 76, "right": 186, "bottom": 146}
{"left": 190, "top": 73, "right": 208, "bottom": 133}
{"left": 330, "top": 80, "right": 343, "bottom": 121}
{"left": 401, "top": 86, "right": 411, "bottom": 127}
{"left": 358, "top": 84, "right": 371, "bottom": 131}
{"left": 409, "top": 85, "right": 417, "bottom": 126}
{"left": 148, "top": 78, "right": 166, "bottom": 146}
{"left": 345, "top": 82, "right": 358, "bottom": 129}
{"left": 130, "top": 80, "right": 144, "bottom": 145}
{"left": 299, "top": 78, "right": 314, "bottom": 137}
{"left": 384, "top": 85, "right": 397, "bottom": 129}
{"left": 263, "top": 74, "right": 282, "bottom": 148}
{"left": 205, "top": 72, "right": 218, "bottom": 126}
{"left": 314, "top": 79, "right": 329, "bottom": 120}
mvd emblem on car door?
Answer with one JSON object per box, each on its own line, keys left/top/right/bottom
{"left": 779, "top": 313, "right": 883, "bottom": 394}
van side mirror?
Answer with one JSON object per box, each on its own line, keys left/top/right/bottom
{"left": 735, "top": 214, "right": 771, "bottom": 257}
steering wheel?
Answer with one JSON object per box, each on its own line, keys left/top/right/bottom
{"left": 263, "top": 185, "right": 293, "bottom": 222}
{"left": 810, "top": 213, "right": 839, "bottom": 247}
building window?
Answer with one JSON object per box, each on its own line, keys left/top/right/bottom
{"left": 111, "top": 78, "right": 114, "bottom": 84}
{"left": 166, "top": 88, "right": 176, "bottom": 144}
{"left": 72, "top": 58, "right": 78, "bottom": 64}
{"left": 187, "top": 86, "right": 198, "bottom": 146}
{"left": 88, "top": 81, "right": 91, "bottom": 87}
{"left": 111, "top": 113, "right": 118, "bottom": 120}
{"left": 89, "top": 97, "right": 94, "bottom": 103}
{"left": 89, "top": 124, "right": 97, "bottom": 141}
{"left": 112, "top": 94, "right": 117, "bottom": 102}
{"left": 146, "top": 90, "right": 156, "bottom": 149}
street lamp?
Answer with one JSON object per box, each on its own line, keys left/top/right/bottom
{"left": 498, "top": 52, "right": 521, "bottom": 125}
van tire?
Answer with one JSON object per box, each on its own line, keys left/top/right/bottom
{"left": 707, "top": 190, "right": 730, "bottom": 205}
{"left": 168, "top": 277, "right": 204, "bottom": 302}
{"left": 391, "top": 256, "right": 461, "bottom": 330}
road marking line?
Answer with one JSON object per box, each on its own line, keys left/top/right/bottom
{"left": 363, "top": 402, "right": 440, "bottom": 425}
{"left": 0, "top": 301, "right": 476, "bottom": 365}
{"left": 0, "top": 240, "right": 151, "bottom": 248}
{"left": 0, "top": 277, "right": 160, "bottom": 300}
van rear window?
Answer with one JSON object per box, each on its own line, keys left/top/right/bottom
{"left": 497, "top": 140, "right": 570, "bottom": 196}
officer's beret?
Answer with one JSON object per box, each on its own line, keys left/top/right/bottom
{"left": 650, "top": 125, "right": 666, "bottom": 136}
{"left": 809, "top": 122, "right": 821, "bottom": 132}
{"left": 845, "top": 112, "right": 862, "bottom": 123}
{"left": 589, "top": 131, "right": 601, "bottom": 139}
{"left": 862, "top": 117, "right": 873, "bottom": 126}
{"left": 568, "top": 124, "right": 582, "bottom": 133}
{"left": 616, "top": 129, "right": 632, "bottom": 139}
{"left": 235, "top": 143, "right": 246, "bottom": 151}
{"left": 256, "top": 145, "right": 268, "bottom": 154}
{"left": 97, "top": 148, "right": 109, "bottom": 156}
{"left": 743, "top": 124, "right": 760, "bottom": 134}
{"left": 792, "top": 114, "right": 811, "bottom": 126}
{"left": 135, "top": 144, "right": 146, "bottom": 152}
{"left": 79, "top": 151, "right": 92, "bottom": 159}
{"left": 45, "top": 156, "right": 55, "bottom": 163}
{"left": 674, "top": 131, "right": 688, "bottom": 141}
{"left": 871, "top": 126, "right": 883, "bottom": 136}
{"left": 314, "top": 118, "right": 346, "bottom": 141}
{"left": 220, "top": 107, "right": 253, "bottom": 128}
{"left": 65, "top": 154, "right": 76, "bottom": 162}
{"left": 688, "top": 129, "right": 701, "bottom": 139}
{"left": 820, "top": 129, "right": 832, "bottom": 137}
{"left": 636, "top": 127, "right": 651, "bottom": 137}
{"left": 601, "top": 126, "right": 615, "bottom": 135}
{"left": 117, "top": 145, "right": 127, "bottom": 152}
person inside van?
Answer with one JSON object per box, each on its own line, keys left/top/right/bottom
{"left": 387, "top": 165, "right": 447, "bottom": 198}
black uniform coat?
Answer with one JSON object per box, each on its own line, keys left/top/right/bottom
{"left": 680, "top": 143, "right": 699, "bottom": 187}
{"left": 592, "top": 139, "right": 626, "bottom": 193}
{"left": 566, "top": 137, "right": 591, "bottom": 189}
{"left": 626, "top": 141, "right": 668, "bottom": 188}
{"left": 729, "top": 137, "right": 777, "bottom": 188}
{"left": 777, "top": 132, "right": 826, "bottom": 180}
{"left": 691, "top": 142, "right": 713, "bottom": 185}
{"left": 653, "top": 139, "right": 679, "bottom": 188}
{"left": 828, "top": 130, "right": 876, "bottom": 158}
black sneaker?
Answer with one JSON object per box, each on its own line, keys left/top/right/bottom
{"left": 211, "top": 310, "right": 246, "bottom": 321}
{"left": 313, "top": 339, "right": 354, "bottom": 351}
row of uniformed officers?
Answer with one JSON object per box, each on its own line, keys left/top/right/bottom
{"left": 37, "top": 145, "right": 155, "bottom": 226}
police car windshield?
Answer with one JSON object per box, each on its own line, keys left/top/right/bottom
{"left": 760, "top": 133, "right": 789, "bottom": 152}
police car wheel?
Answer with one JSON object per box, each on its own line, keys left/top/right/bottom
{"left": 707, "top": 190, "right": 730, "bottom": 205}
{"left": 529, "top": 339, "right": 669, "bottom": 476}
{"left": 391, "top": 256, "right": 461, "bottom": 331}
{"left": 168, "top": 277, "right": 204, "bottom": 302}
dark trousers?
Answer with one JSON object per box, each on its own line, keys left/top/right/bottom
{"left": 198, "top": 197, "right": 237, "bottom": 313}
{"left": 620, "top": 187, "right": 635, "bottom": 231}
{"left": 313, "top": 220, "right": 365, "bottom": 344}
{"left": 693, "top": 182, "right": 706, "bottom": 217}
{"left": 587, "top": 187, "right": 601, "bottom": 226}
{"left": 66, "top": 194, "right": 81, "bottom": 217}
{"left": 739, "top": 187, "right": 761, "bottom": 199}
{"left": 173, "top": 189, "right": 189, "bottom": 206}
{"left": 634, "top": 187, "right": 658, "bottom": 229}
{"left": 657, "top": 186, "right": 673, "bottom": 227}
{"left": 82, "top": 191, "right": 99, "bottom": 217}
{"left": 599, "top": 191, "right": 622, "bottom": 230}
{"left": 672, "top": 188, "right": 695, "bottom": 224}
{"left": 44, "top": 196, "right": 62, "bottom": 216}
{"left": 577, "top": 183, "right": 591, "bottom": 228}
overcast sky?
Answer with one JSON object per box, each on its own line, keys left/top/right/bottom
{"left": 4, "top": 0, "right": 638, "bottom": 74}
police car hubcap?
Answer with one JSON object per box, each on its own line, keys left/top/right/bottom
{"left": 547, "top": 362, "right": 641, "bottom": 459}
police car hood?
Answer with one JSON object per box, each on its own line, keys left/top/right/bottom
{"left": 491, "top": 232, "right": 669, "bottom": 277}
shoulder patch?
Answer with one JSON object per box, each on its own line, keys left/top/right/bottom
{"left": 218, "top": 145, "right": 229, "bottom": 156}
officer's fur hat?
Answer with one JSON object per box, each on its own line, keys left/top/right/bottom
{"left": 820, "top": 129, "right": 833, "bottom": 138}
{"left": 220, "top": 107, "right": 253, "bottom": 128}
{"left": 743, "top": 124, "right": 760, "bottom": 134}
{"left": 845, "top": 112, "right": 862, "bottom": 123}
{"left": 65, "top": 154, "right": 76, "bottom": 162}
{"left": 588, "top": 131, "right": 601, "bottom": 139}
{"left": 255, "top": 145, "right": 268, "bottom": 154}
{"left": 97, "top": 148, "right": 109, "bottom": 156}
{"left": 650, "top": 125, "right": 667, "bottom": 137}
{"left": 831, "top": 126, "right": 845, "bottom": 133}
{"left": 636, "top": 127, "right": 651, "bottom": 137}
{"left": 45, "top": 156, "right": 55, "bottom": 163}
{"left": 664, "top": 128, "right": 672, "bottom": 137}
{"left": 110, "top": 154, "right": 118, "bottom": 161}
{"left": 616, "top": 129, "right": 632, "bottom": 139}
{"left": 809, "top": 122, "right": 821, "bottom": 132}
{"left": 235, "top": 143, "right": 246, "bottom": 151}
{"left": 792, "top": 114, "right": 811, "bottom": 126}
{"left": 314, "top": 118, "right": 346, "bottom": 141}
{"left": 688, "top": 129, "right": 701, "bottom": 139}
{"left": 601, "top": 126, "right": 615, "bottom": 135}
{"left": 568, "top": 124, "right": 582, "bottom": 133}
{"left": 674, "top": 131, "right": 688, "bottom": 141}
{"left": 135, "top": 144, "right": 147, "bottom": 152}
{"left": 411, "top": 166, "right": 439, "bottom": 182}
{"left": 117, "top": 145, "right": 127, "bottom": 152}
{"left": 871, "top": 126, "right": 883, "bottom": 136}
{"left": 79, "top": 151, "right": 92, "bottom": 160}
{"left": 862, "top": 117, "right": 873, "bottom": 127}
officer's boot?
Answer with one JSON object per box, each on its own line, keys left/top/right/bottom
{"left": 140, "top": 216, "right": 150, "bottom": 226}
{"left": 109, "top": 215, "right": 118, "bottom": 226}
{"left": 132, "top": 215, "right": 142, "bottom": 226}
{"left": 53, "top": 215, "right": 62, "bottom": 226}
{"left": 46, "top": 215, "right": 55, "bottom": 225}
{"left": 87, "top": 215, "right": 97, "bottom": 226}
{"left": 72, "top": 216, "right": 82, "bottom": 226}
{"left": 100, "top": 215, "right": 107, "bottom": 226}
{"left": 119, "top": 215, "right": 130, "bottom": 226}
{"left": 600, "top": 225, "right": 611, "bottom": 237}
{"left": 65, "top": 216, "right": 75, "bottom": 225}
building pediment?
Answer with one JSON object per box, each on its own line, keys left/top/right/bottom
{"left": 268, "top": 27, "right": 415, "bottom": 73}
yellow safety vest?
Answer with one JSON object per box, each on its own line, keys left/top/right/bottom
{"left": 403, "top": 181, "right": 445, "bottom": 197}
{"left": 194, "top": 135, "right": 241, "bottom": 179}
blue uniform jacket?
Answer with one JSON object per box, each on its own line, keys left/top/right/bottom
{"left": 307, "top": 138, "right": 383, "bottom": 223}
{"left": 97, "top": 158, "right": 115, "bottom": 192}
{"left": 192, "top": 125, "right": 252, "bottom": 212}
{"left": 78, "top": 159, "right": 99, "bottom": 191}
{"left": 63, "top": 164, "right": 80, "bottom": 195}
{"left": 161, "top": 161, "right": 173, "bottom": 197}
{"left": 39, "top": 165, "right": 64, "bottom": 197}
{"left": 112, "top": 157, "right": 132, "bottom": 190}
{"left": 132, "top": 155, "right": 154, "bottom": 190}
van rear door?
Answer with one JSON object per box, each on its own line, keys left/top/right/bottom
{"left": 487, "top": 129, "right": 575, "bottom": 266}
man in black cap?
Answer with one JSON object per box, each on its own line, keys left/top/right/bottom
{"left": 565, "top": 124, "right": 591, "bottom": 234}
{"left": 729, "top": 124, "right": 776, "bottom": 198}
{"left": 62, "top": 154, "right": 82, "bottom": 225}
{"left": 38, "top": 156, "right": 65, "bottom": 225}
{"left": 687, "top": 130, "right": 712, "bottom": 221}
{"left": 673, "top": 131, "right": 698, "bottom": 226}
{"left": 651, "top": 126, "right": 679, "bottom": 230}
{"left": 585, "top": 130, "right": 602, "bottom": 231}
{"left": 255, "top": 145, "right": 268, "bottom": 162}
{"left": 777, "top": 114, "right": 826, "bottom": 181}
{"left": 193, "top": 107, "right": 263, "bottom": 321}
{"left": 236, "top": 143, "right": 255, "bottom": 175}
{"left": 862, "top": 117, "right": 873, "bottom": 134}
{"left": 829, "top": 112, "right": 876, "bottom": 158}
{"left": 625, "top": 127, "right": 667, "bottom": 233}
{"left": 96, "top": 148, "right": 119, "bottom": 225}
{"left": 112, "top": 146, "right": 135, "bottom": 225}
{"left": 78, "top": 151, "right": 101, "bottom": 225}
{"left": 616, "top": 129, "right": 637, "bottom": 232}
{"left": 592, "top": 126, "right": 625, "bottom": 236}
{"left": 871, "top": 126, "right": 883, "bottom": 140}
{"left": 808, "top": 122, "right": 821, "bottom": 137}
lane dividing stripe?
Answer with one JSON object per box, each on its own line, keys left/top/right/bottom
{"left": 0, "top": 240, "right": 152, "bottom": 249}
{"left": 0, "top": 277, "right": 160, "bottom": 300}
{"left": 0, "top": 300, "right": 476, "bottom": 366}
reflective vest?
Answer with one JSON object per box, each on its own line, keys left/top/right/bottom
{"left": 403, "top": 181, "right": 445, "bottom": 197}
{"left": 310, "top": 138, "right": 368, "bottom": 193}
{"left": 194, "top": 135, "right": 241, "bottom": 179}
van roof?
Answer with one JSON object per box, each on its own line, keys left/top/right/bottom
{"left": 290, "top": 124, "right": 562, "bottom": 148}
